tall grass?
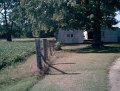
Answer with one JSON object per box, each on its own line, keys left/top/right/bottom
{"left": 0, "top": 41, "right": 35, "bottom": 69}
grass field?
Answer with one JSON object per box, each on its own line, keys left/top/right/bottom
{"left": 0, "top": 41, "right": 35, "bottom": 69}
{"left": 0, "top": 39, "right": 37, "bottom": 91}
{"left": 0, "top": 76, "right": 39, "bottom": 91}
{"left": 62, "top": 43, "right": 120, "bottom": 53}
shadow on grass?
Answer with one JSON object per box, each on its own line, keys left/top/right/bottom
{"left": 12, "top": 40, "right": 35, "bottom": 42}
{"left": 64, "top": 44, "right": 120, "bottom": 53}
{"left": 47, "top": 73, "right": 81, "bottom": 75}
{"left": 52, "top": 62, "right": 76, "bottom": 65}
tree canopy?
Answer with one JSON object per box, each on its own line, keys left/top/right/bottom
{"left": 9, "top": 0, "right": 120, "bottom": 48}
{"left": 0, "top": 0, "right": 20, "bottom": 41}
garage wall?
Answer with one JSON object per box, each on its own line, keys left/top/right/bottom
{"left": 101, "top": 28, "right": 119, "bottom": 42}
{"left": 58, "top": 29, "right": 84, "bottom": 44}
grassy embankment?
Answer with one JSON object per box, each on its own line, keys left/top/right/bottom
{"left": 0, "top": 41, "right": 35, "bottom": 69}
{"left": 0, "top": 40, "right": 40, "bottom": 91}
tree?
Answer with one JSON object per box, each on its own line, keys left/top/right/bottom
{"left": 82, "top": 0, "right": 120, "bottom": 48}
{"left": 0, "top": 0, "right": 20, "bottom": 41}
{"left": 10, "top": 5, "right": 33, "bottom": 37}
{"left": 14, "top": 0, "right": 60, "bottom": 38}
{"left": 14, "top": 0, "right": 120, "bottom": 48}
{"left": 53, "top": 0, "right": 120, "bottom": 48}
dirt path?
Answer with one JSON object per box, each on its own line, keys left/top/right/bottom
{"left": 109, "top": 58, "right": 120, "bottom": 91}
{"left": 29, "top": 52, "right": 119, "bottom": 91}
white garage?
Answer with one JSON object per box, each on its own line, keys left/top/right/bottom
{"left": 58, "top": 29, "right": 84, "bottom": 44}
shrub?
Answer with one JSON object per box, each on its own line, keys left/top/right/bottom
{"left": 54, "top": 42, "right": 62, "bottom": 51}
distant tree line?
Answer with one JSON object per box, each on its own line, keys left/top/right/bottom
{"left": 0, "top": 0, "right": 55, "bottom": 40}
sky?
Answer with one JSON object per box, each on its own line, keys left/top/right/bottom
{"left": 114, "top": 14, "right": 120, "bottom": 28}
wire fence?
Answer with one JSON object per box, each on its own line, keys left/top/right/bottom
{"left": 35, "top": 38, "right": 55, "bottom": 74}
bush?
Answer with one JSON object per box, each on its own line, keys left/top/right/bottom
{"left": 54, "top": 42, "right": 62, "bottom": 51}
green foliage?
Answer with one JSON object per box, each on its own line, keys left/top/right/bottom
{"left": 10, "top": 5, "right": 32, "bottom": 37}
{"left": 11, "top": 0, "right": 60, "bottom": 37}
{"left": 0, "top": 0, "right": 20, "bottom": 41}
{"left": 0, "top": 41, "right": 35, "bottom": 69}
{"left": 11, "top": 0, "right": 120, "bottom": 47}
{"left": 54, "top": 42, "right": 62, "bottom": 51}
{"left": 14, "top": 0, "right": 120, "bottom": 31}
{"left": 0, "top": 76, "right": 39, "bottom": 91}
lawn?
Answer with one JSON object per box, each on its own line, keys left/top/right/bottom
{"left": 0, "top": 38, "right": 53, "bottom": 91}
{"left": 0, "top": 41, "right": 35, "bottom": 69}
{"left": 0, "top": 76, "right": 39, "bottom": 91}
{"left": 62, "top": 43, "right": 120, "bottom": 53}
{"left": 0, "top": 40, "right": 37, "bottom": 91}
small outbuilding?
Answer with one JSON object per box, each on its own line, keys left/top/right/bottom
{"left": 58, "top": 29, "right": 84, "bottom": 44}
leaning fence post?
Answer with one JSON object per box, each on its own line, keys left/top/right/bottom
{"left": 43, "top": 39, "right": 48, "bottom": 61}
{"left": 35, "top": 38, "right": 43, "bottom": 71}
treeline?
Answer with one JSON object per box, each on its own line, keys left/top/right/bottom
{"left": 0, "top": 25, "right": 55, "bottom": 39}
{"left": 0, "top": 0, "right": 55, "bottom": 39}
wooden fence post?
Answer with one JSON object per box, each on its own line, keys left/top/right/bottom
{"left": 43, "top": 39, "right": 48, "bottom": 61}
{"left": 52, "top": 40, "right": 55, "bottom": 52}
{"left": 35, "top": 39, "right": 43, "bottom": 70}
{"left": 49, "top": 42, "right": 53, "bottom": 56}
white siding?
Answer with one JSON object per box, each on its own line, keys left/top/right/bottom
{"left": 58, "top": 28, "right": 120, "bottom": 43}
{"left": 101, "top": 28, "right": 120, "bottom": 42}
{"left": 83, "top": 31, "right": 88, "bottom": 40}
{"left": 117, "top": 28, "right": 120, "bottom": 42}
{"left": 58, "top": 29, "right": 84, "bottom": 43}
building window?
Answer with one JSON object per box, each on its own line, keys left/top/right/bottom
{"left": 67, "top": 34, "right": 70, "bottom": 37}
{"left": 67, "top": 34, "right": 73, "bottom": 37}
{"left": 71, "top": 34, "right": 73, "bottom": 37}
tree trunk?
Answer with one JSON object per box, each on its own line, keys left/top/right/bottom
{"left": 6, "top": 31, "right": 12, "bottom": 41}
{"left": 4, "top": 2, "right": 12, "bottom": 41}
{"left": 92, "top": 23, "right": 102, "bottom": 48}
{"left": 92, "top": 1, "right": 102, "bottom": 48}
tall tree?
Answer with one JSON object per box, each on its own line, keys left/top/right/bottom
{"left": 54, "top": 0, "right": 120, "bottom": 48}
{"left": 12, "top": 0, "right": 60, "bottom": 38}
{"left": 10, "top": 5, "right": 31, "bottom": 37}
{"left": 15, "top": 0, "right": 120, "bottom": 48}
{"left": 82, "top": 0, "right": 120, "bottom": 48}
{"left": 0, "top": 0, "right": 20, "bottom": 41}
